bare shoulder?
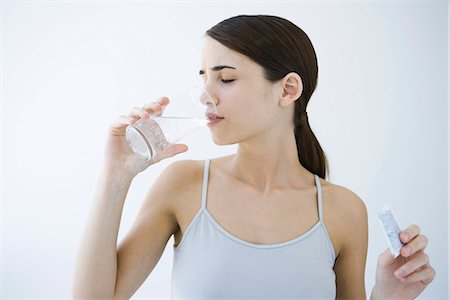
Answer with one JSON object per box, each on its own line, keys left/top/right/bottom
{"left": 132, "top": 159, "right": 204, "bottom": 225}
{"left": 154, "top": 159, "right": 205, "bottom": 208}
{"left": 325, "top": 182, "right": 367, "bottom": 217}
{"left": 158, "top": 159, "right": 204, "bottom": 188}
{"left": 320, "top": 180, "right": 368, "bottom": 257}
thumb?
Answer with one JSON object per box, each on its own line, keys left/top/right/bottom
{"left": 165, "top": 144, "right": 189, "bottom": 156}
{"left": 378, "top": 248, "right": 396, "bottom": 266}
{"left": 149, "top": 144, "right": 189, "bottom": 164}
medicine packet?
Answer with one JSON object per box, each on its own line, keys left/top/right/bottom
{"left": 377, "top": 205, "right": 405, "bottom": 258}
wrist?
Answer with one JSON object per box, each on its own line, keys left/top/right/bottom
{"left": 100, "top": 164, "right": 135, "bottom": 186}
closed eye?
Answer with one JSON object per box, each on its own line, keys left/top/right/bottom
{"left": 221, "top": 79, "right": 235, "bottom": 84}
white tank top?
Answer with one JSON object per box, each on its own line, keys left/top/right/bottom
{"left": 171, "top": 159, "right": 336, "bottom": 299}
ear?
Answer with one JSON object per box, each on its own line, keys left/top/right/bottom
{"left": 279, "top": 72, "right": 303, "bottom": 107}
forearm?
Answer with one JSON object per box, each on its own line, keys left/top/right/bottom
{"left": 72, "top": 167, "right": 133, "bottom": 298}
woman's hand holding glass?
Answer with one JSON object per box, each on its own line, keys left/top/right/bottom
{"left": 103, "top": 97, "right": 188, "bottom": 178}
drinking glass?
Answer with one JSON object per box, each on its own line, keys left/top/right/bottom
{"left": 125, "top": 87, "right": 217, "bottom": 160}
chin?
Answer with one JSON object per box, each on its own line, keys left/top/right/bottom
{"left": 210, "top": 134, "right": 237, "bottom": 146}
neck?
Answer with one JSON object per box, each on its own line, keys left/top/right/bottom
{"left": 228, "top": 132, "right": 314, "bottom": 194}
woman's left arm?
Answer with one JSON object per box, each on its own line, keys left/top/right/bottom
{"left": 370, "top": 224, "right": 436, "bottom": 300}
{"left": 333, "top": 193, "right": 369, "bottom": 300}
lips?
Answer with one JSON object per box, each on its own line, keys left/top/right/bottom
{"left": 206, "top": 112, "right": 225, "bottom": 121}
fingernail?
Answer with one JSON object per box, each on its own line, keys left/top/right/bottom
{"left": 402, "top": 232, "right": 410, "bottom": 241}
{"left": 395, "top": 270, "right": 404, "bottom": 278}
{"left": 402, "top": 246, "right": 412, "bottom": 255}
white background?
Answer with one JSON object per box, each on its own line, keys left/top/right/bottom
{"left": 1, "top": 0, "right": 448, "bottom": 299}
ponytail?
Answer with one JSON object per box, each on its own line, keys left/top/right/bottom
{"left": 294, "top": 106, "right": 329, "bottom": 179}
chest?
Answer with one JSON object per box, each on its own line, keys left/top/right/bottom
{"left": 173, "top": 178, "right": 339, "bottom": 255}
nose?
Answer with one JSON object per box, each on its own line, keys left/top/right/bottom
{"left": 200, "top": 86, "right": 219, "bottom": 106}
{"left": 199, "top": 86, "right": 218, "bottom": 112}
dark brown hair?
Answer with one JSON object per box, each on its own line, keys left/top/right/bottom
{"left": 206, "top": 15, "right": 329, "bottom": 179}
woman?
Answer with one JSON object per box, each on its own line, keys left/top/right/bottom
{"left": 73, "top": 15, "right": 435, "bottom": 299}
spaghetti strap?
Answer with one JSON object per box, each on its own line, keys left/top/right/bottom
{"left": 200, "top": 159, "right": 210, "bottom": 211}
{"left": 315, "top": 174, "right": 324, "bottom": 222}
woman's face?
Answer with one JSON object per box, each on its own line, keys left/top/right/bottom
{"left": 200, "top": 37, "right": 290, "bottom": 146}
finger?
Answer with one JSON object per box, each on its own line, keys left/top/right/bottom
{"left": 142, "top": 100, "right": 169, "bottom": 117}
{"left": 163, "top": 144, "right": 188, "bottom": 157}
{"left": 109, "top": 115, "right": 137, "bottom": 136}
{"left": 111, "top": 115, "right": 134, "bottom": 129}
{"left": 397, "top": 265, "right": 436, "bottom": 285}
{"left": 143, "top": 97, "right": 170, "bottom": 111}
{"left": 394, "top": 251, "right": 429, "bottom": 279}
{"left": 378, "top": 248, "right": 396, "bottom": 266}
{"left": 128, "top": 107, "right": 150, "bottom": 119}
{"left": 400, "top": 234, "right": 429, "bottom": 257}
{"left": 142, "top": 102, "right": 162, "bottom": 112}
{"left": 156, "top": 96, "right": 170, "bottom": 107}
{"left": 400, "top": 224, "right": 421, "bottom": 243}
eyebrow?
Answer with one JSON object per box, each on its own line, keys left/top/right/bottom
{"left": 199, "top": 65, "right": 236, "bottom": 75}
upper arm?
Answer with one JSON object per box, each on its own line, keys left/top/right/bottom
{"left": 113, "top": 160, "right": 199, "bottom": 298}
{"left": 333, "top": 188, "right": 369, "bottom": 300}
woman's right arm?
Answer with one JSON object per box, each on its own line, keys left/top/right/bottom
{"left": 72, "top": 167, "right": 133, "bottom": 298}
{"left": 72, "top": 97, "right": 187, "bottom": 298}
